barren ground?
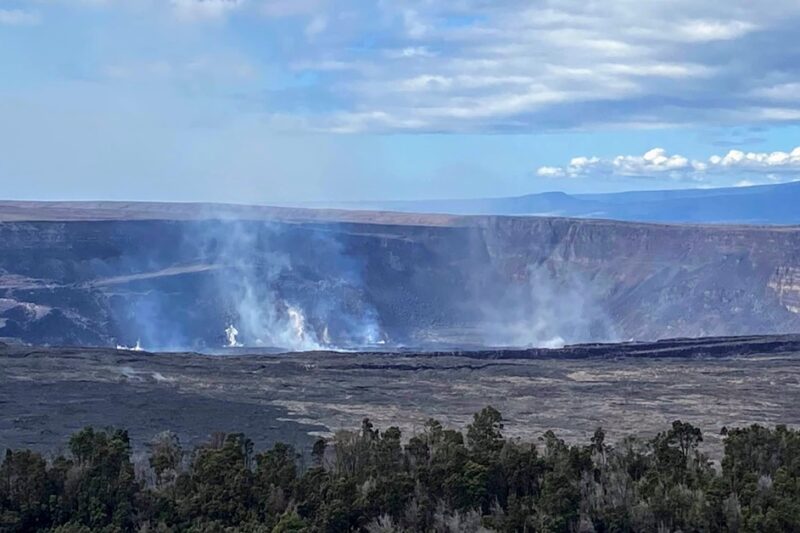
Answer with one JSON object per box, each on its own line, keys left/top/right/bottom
{"left": 2, "top": 336, "right": 800, "bottom": 457}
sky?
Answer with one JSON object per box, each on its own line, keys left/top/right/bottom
{"left": 1, "top": 0, "right": 800, "bottom": 203}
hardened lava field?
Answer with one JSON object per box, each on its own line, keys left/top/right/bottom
{"left": 3, "top": 335, "right": 800, "bottom": 456}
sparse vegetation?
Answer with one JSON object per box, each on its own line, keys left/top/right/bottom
{"left": 2, "top": 408, "right": 800, "bottom": 532}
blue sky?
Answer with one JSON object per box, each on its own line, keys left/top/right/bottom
{"left": 1, "top": 0, "right": 800, "bottom": 203}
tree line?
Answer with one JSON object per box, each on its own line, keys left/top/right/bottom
{"left": 2, "top": 407, "right": 800, "bottom": 532}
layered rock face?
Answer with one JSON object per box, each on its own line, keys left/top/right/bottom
{"left": 769, "top": 267, "right": 800, "bottom": 315}
{"left": 1, "top": 206, "right": 799, "bottom": 349}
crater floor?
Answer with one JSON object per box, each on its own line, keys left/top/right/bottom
{"left": 2, "top": 336, "right": 800, "bottom": 456}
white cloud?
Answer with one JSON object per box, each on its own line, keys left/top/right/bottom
{"left": 291, "top": 59, "right": 362, "bottom": 72}
{"left": 536, "top": 166, "right": 566, "bottom": 177}
{"left": 260, "top": 0, "right": 325, "bottom": 17}
{"left": 536, "top": 148, "right": 703, "bottom": 180}
{"left": 305, "top": 1, "right": 800, "bottom": 132}
{"left": 752, "top": 83, "right": 800, "bottom": 102}
{"left": 387, "top": 46, "right": 435, "bottom": 59}
{"left": 17, "top": 0, "right": 800, "bottom": 133}
{"left": 0, "top": 9, "right": 40, "bottom": 25}
{"left": 538, "top": 147, "right": 800, "bottom": 182}
{"left": 305, "top": 15, "right": 327, "bottom": 37}
{"left": 321, "top": 111, "right": 428, "bottom": 133}
{"left": 169, "top": 0, "right": 244, "bottom": 21}
{"left": 402, "top": 9, "right": 428, "bottom": 39}
{"left": 675, "top": 20, "right": 756, "bottom": 42}
{"left": 709, "top": 147, "right": 800, "bottom": 170}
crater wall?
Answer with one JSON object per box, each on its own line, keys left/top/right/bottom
{"left": 1, "top": 205, "right": 799, "bottom": 349}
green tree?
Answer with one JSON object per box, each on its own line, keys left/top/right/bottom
{"left": 466, "top": 406, "right": 504, "bottom": 461}
{"left": 0, "top": 449, "right": 52, "bottom": 531}
{"left": 65, "top": 427, "right": 139, "bottom": 531}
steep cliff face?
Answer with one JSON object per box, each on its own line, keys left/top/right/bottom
{"left": 1, "top": 208, "right": 799, "bottom": 349}
{"left": 769, "top": 267, "right": 800, "bottom": 315}
{"left": 478, "top": 217, "right": 800, "bottom": 340}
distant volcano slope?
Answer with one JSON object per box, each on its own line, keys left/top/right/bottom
{"left": 336, "top": 181, "right": 800, "bottom": 224}
{"left": 0, "top": 201, "right": 799, "bottom": 350}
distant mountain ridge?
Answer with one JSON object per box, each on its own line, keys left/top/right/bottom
{"left": 338, "top": 181, "right": 800, "bottom": 225}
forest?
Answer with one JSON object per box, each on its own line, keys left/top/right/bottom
{"left": 2, "top": 407, "right": 799, "bottom": 532}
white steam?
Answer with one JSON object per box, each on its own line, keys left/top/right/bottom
{"left": 479, "top": 262, "right": 616, "bottom": 348}
{"left": 286, "top": 304, "right": 322, "bottom": 350}
{"left": 203, "top": 220, "right": 384, "bottom": 351}
{"left": 225, "top": 324, "right": 242, "bottom": 347}
{"left": 116, "top": 339, "right": 144, "bottom": 351}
